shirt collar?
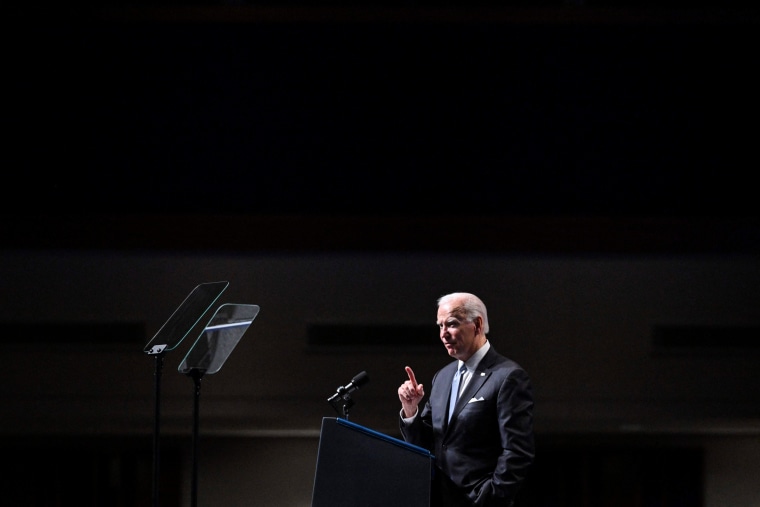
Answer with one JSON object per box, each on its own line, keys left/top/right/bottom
{"left": 461, "top": 340, "right": 490, "bottom": 371}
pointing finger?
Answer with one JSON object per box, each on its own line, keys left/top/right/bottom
{"left": 405, "top": 366, "right": 418, "bottom": 388}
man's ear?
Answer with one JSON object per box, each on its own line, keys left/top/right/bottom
{"left": 474, "top": 316, "right": 484, "bottom": 334}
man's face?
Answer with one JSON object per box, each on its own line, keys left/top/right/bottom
{"left": 437, "top": 302, "right": 478, "bottom": 361}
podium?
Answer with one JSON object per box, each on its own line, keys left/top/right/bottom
{"left": 311, "top": 417, "right": 434, "bottom": 507}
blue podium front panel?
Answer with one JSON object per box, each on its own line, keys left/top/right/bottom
{"left": 311, "top": 417, "right": 433, "bottom": 507}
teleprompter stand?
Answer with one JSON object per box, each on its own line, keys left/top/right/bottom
{"left": 178, "top": 303, "right": 260, "bottom": 507}
{"left": 143, "top": 281, "right": 229, "bottom": 507}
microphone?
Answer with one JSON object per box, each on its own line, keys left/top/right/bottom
{"left": 328, "top": 371, "right": 369, "bottom": 403}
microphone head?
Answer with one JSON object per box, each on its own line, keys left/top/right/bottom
{"left": 352, "top": 371, "right": 369, "bottom": 387}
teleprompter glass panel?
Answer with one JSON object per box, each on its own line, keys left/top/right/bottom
{"left": 143, "top": 281, "right": 229, "bottom": 355}
{"left": 178, "top": 303, "right": 260, "bottom": 375}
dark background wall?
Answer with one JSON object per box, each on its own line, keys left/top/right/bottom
{"left": 5, "top": 2, "right": 760, "bottom": 222}
{"left": 2, "top": 2, "right": 760, "bottom": 506}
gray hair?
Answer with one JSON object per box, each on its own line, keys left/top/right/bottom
{"left": 437, "top": 292, "right": 490, "bottom": 335}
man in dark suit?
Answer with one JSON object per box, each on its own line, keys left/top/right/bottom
{"left": 398, "top": 292, "right": 535, "bottom": 507}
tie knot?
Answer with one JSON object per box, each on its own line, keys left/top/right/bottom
{"left": 459, "top": 363, "right": 467, "bottom": 375}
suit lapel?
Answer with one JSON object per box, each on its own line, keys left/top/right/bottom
{"left": 448, "top": 348, "right": 499, "bottom": 424}
{"left": 460, "top": 369, "right": 489, "bottom": 403}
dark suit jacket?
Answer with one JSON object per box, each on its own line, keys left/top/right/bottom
{"left": 400, "top": 346, "right": 535, "bottom": 507}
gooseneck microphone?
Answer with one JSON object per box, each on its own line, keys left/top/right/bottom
{"left": 328, "top": 371, "right": 370, "bottom": 403}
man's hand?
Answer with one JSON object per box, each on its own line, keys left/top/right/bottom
{"left": 398, "top": 366, "right": 425, "bottom": 418}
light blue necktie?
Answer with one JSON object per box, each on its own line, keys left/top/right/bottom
{"left": 448, "top": 363, "right": 467, "bottom": 422}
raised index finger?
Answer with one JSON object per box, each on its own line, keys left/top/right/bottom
{"left": 405, "top": 366, "right": 418, "bottom": 388}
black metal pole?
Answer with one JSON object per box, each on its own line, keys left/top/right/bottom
{"left": 190, "top": 370, "right": 204, "bottom": 507}
{"left": 152, "top": 352, "right": 165, "bottom": 507}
